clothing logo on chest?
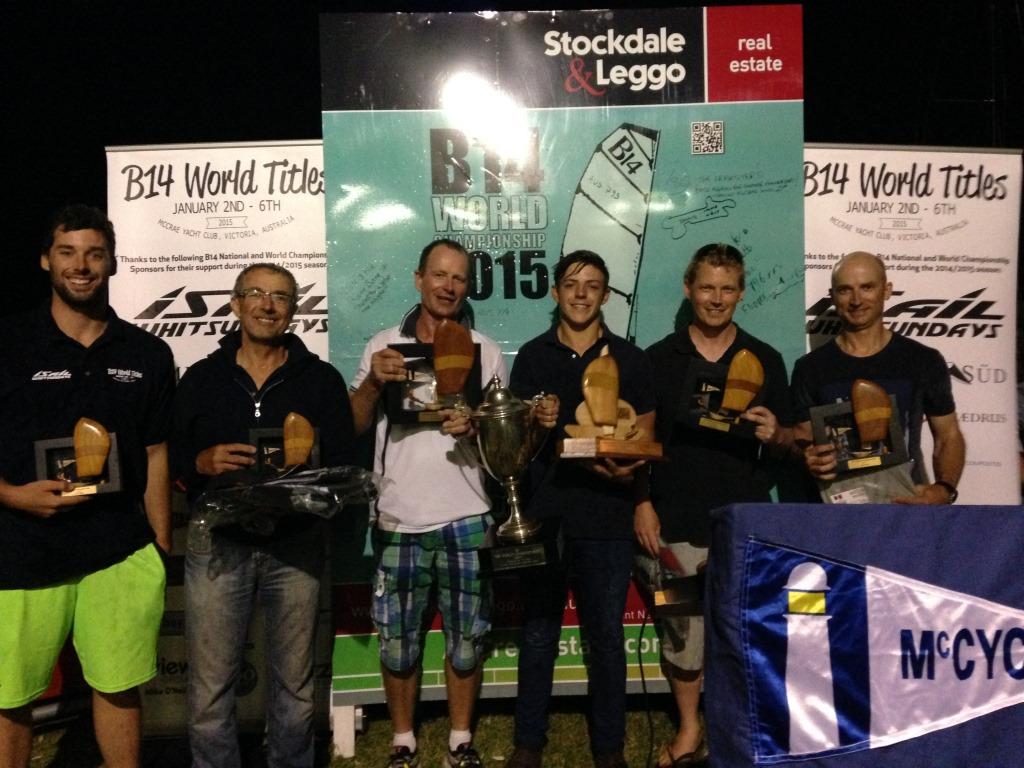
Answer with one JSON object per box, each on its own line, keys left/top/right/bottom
{"left": 32, "top": 369, "right": 72, "bottom": 381}
{"left": 108, "top": 367, "right": 144, "bottom": 383}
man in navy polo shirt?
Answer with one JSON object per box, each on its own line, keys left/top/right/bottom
{"left": 507, "top": 250, "right": 655, "bottom": 768}
{"left": 793, "top": 251, "right": 964, "bottom": 502}
{"left": 0, "top": 205, "right": 174, "bottom": 767}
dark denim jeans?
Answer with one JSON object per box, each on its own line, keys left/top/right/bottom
{"left": 514, "top": 537, "right": 635, "bottom": 755}
{"left": 185, "top": 522, "right": 324, "bottom": 768}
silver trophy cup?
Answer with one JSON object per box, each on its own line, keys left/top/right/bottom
{"left": 471, "top": 375, "right": 546, "bottom": 543}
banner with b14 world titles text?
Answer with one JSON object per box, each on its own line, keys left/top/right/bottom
{"left": 106, "top": 141, "right": 328, "bottom": 373}
{"left": 804, "top": 145, "right": 1022, "bottom": 504}
{"left": 321, "top": 5, "right": 806, "bottom": 381}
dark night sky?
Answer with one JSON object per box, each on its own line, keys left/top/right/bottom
{"left": 4, "top": 1, "right": 1022, "bottom": 316}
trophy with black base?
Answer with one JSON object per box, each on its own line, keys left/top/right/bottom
{"left": 810, "top": 378, "right": 915, "bottom": 503}
{"left": 384, "top": 319, "right": 483, "bottom": 424}
{"left": 34, "top": 417, "right": 122, "bottom": 496}
{"left": 679, "top": 349, "right": 765, "bottom": 439}
{"left": 249, "top": 411, "right": 321, "bottom": 473}
{"left": 472, "top": 376, "right": 560, "bottom": 574}
{"left": 647, "top": 549, "right": 706, "bottom": 619}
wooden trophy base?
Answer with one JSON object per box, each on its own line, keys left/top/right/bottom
{"left": 695, "top": 411, "right": 757, "bottom": 438}
{"left": 479, "top": 519, "right": 561, "bottom": 575}
{"left": 557, "top": 437, "right": 664, "bottom": 461}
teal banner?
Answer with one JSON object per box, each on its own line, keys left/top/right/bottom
{"left": 320, "top": 7, "right": 805, "bottom": 732}
{"left": 322, "top": 6, "right": 805, "bottom": 379}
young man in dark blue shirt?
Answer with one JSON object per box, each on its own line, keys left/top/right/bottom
{"left": 508, "top": 251, "right": 655, "bottom": 768}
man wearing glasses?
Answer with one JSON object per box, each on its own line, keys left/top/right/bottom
{"left": 171, "top": 263, "right": 354, "bottom": 768}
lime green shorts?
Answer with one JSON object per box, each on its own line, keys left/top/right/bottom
{"left": 0, "top": 543, "right": 165, "bottom": 709}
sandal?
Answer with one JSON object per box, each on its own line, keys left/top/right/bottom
{"left": 656, "top": 737, "right": 709, "bottom": 767}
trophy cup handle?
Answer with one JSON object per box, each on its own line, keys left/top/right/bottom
{"left": 527, "top": 392, "right": 552, "bottom": 460}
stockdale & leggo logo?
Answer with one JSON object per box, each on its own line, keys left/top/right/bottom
{"left": 544, "top": 26, "right": 688, "bottom": 93}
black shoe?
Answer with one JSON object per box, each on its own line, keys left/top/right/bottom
{"left": 507, "top": 745, "right": 543, "bottom": 768}
{"left": 593, "top": 751, "right": 628, "bottom": 768}
{"left": 446, "top": 743, "right": 484, "bottom": 768}
{"left": 387, "top": 746, "right": 421, "bottom": 768}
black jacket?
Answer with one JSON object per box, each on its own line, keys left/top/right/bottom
{"left": 171, "top": 332, "right": 355, "bottom": 505}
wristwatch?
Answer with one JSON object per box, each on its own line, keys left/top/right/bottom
{"left": 934, "top": 480, "right": 958, "bottom": 504}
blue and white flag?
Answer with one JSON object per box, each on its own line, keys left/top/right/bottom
{"left": 742, "top": 538, "right": 1024, "bottom": 764}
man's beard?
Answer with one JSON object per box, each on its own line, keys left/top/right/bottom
{"left": 53, "top": 278, "right": 107, "bottom": 311}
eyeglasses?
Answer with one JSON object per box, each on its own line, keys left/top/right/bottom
{"left": 234, "top": 287, "right": 294, "bottom": 305}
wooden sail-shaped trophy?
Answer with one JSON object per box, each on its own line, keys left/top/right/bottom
{"left": 283, "top": 412, "right": 316, "bottom": 468}
{"left": 851, "top": 379, "right": 892, "bottom": 449}
{"left": 718, "top": 350, "right": 765, "bottom": 417}
{"left": 34, "top": 417, "right": 122, "bottom": 496}
{"left": 809, "top": 378, "right": 914, "bottom": 503}
{"left": 250, "top": 411, "right": 320, "bottom": 470}
{"left": 382, "top": 319, "right": 483, "bottom": 423}
{"left": 691, "top": 349, "right": 765, "bottom": 436}
{"left": 433, "top": 320, "right": 475, "bottom": 402}
{"left": 73, "top": 418, "right": 111, "bottom": 479}
{"left": 559, "top": 351, "right": 662, "bottom": 460}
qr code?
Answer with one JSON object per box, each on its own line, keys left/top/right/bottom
{"left": 691, "top": 121, "right": 724, "bottom": 154}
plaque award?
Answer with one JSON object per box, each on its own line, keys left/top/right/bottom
{"left": 678, "top": 349, "right": 765, "bottom": 438}
{"left": 34, "top": 417, "right": 122, "bottom": 496}
{"left": 557, "top": 353, "right": 663, "bottom": 460}
{"left": 809, "top": 378, "right": 915, "bottom": 503}
{"left": 472, "top": 376, "right": 560, "bottom": 572}
{"left": 249, "top": 411, "right": 321, "bottom": 471}
{"left": 384, "top": 320, "right": 483, "bottom": 424}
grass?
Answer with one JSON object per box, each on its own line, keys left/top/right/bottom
{"left": 29, "top": 694, "right": 683, "bottom": 767}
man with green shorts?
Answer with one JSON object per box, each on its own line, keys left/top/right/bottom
{"left": 0, "top": 205, "right": 174, "bottom": 767}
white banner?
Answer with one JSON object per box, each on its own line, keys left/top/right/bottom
{"left": 804, "top": 145, "right": 1023, "bottom": 504}
{"left": 105, "top": 141, "right": 328, "bottom": 372}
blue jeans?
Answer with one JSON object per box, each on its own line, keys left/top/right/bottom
{"left": 185, "top": 522, "right": 324, "bottom": 768}
{"left": 514, "top": 537, "right": 635, "bottom": 755}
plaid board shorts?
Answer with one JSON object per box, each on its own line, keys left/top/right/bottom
{"left": 372, "top": 514, "right": 491, "bottom": 673}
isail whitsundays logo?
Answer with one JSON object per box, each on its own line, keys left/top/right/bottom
{"left": 742, "top": 539, "right": 1024, "bottom": 763}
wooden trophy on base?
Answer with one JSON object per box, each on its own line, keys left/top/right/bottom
{"left": 37, "top": 417, "right": 122, "bottom": 496}
{"left": 682, "top": 349, "right": 766, "bottom": 438}
{"left": 557, "top": 352, "right": 662, "bottom": 460}
{"left": 250, "top": 411, "right": 321, "bottom": 471}
{"left": 384, "top": 319, "right": 483, "bottom": 423}
{"left": 810, "top": 378, "right": 914, "bottom": 503}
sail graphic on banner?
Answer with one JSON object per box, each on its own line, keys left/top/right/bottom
{"left": 561, "top": 123, "right": 659, "bottom": 341}
{"left": 742, "top": 539, "right": 1024, "bottom": 764}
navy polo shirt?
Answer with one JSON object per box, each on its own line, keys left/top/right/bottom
{"left": 0, "top": 306, "right": 175, "bottom": 588}
{"left": 646, "top": 326, "right": 794, "bottom": 546}
{"left": 509, "top": 325, "right": 655, "bottom": 541}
